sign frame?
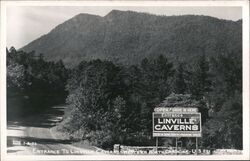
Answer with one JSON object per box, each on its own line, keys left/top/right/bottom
{"left": 152, "top": 111, "right": 202, "bottom": 138}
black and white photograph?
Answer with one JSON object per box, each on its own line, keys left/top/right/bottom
{"left": 0, "top": 0, "right": 249, "bottom": 160}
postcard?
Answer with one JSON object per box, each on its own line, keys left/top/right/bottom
{"left": 0, "top": 0, "right": 249, "bottom": 160}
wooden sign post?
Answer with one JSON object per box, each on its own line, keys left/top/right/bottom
{"left": 156, "top": 137, "right": 158, "bottom": 153}
{"left": 176, "top": 137, "right": 178, "bottom": 155}
{"left": 196, "top": 137, "right": 198, "bottom": 155}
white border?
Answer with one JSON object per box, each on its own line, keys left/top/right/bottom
{"left": 0, "top": 1, "right": 249, "bottom": 160}
{"left": 242, "top": 0, "right": 250, "bottom": 159}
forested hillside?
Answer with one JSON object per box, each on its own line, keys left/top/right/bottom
{"left": 21, "top": 10, "right": 242, "bottom": 67}
{"left": 56, "top": 53, "right": 242, "bottom": 150}
{"left": 7, "top": 44, "right": 242, "bottom": 150}
{"left": 8, "top": 10, "right": 242, "bottom": 151}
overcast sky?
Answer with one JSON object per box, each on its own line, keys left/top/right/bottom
{"left": 6, "top": 6, "right": 242, "bottom": 49}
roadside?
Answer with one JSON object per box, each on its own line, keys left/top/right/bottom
{"left": 7, "top": 105, "right": 104, "bottom": 155}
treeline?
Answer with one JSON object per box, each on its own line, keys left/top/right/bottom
{"left": 55, "top": 51, "right": 242, "bottom": 150}
{"left": 7, "top": 47, "right": 68, "bottom": 119}
{"left": 6, "top": 47, "right": 242, "bottom": 149}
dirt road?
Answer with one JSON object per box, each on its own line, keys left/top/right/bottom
{"left": 7, "top": 105, "right": 102, "bottom": 155}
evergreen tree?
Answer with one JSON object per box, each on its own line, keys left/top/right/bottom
{"left": 174, "top": 63, "right": 187, "bottom": 94}
{"left": 203, "top": 52, "right": 242, "bottom": 149}
{"left": 190, "top": 53, "right": 211, "bottom": 99}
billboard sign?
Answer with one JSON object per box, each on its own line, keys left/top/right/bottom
{"left": 153, "top": 110, "right": 202, "bottom": 137}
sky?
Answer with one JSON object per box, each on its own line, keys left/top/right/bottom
{"left": 6, "top": 6, "right": 242, "bottom": 49}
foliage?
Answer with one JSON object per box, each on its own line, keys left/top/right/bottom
{"left": 58, "top": 51, "right": 242, "bottom": 150}
{"left": 60, "top": 51, "right": 242, "bottom": 150}
{"left": 173, "top": 63, "right": 187, "bottom": 94}
{"left": 12, "top": 11, "right": 242, "bottom": 150}
{"left": 7, "top": 46, "right": 242, "bottom": 150}
{"left": 202, "top": 52, "right": 242, "bottom": 149}
{"left": 190, "top": 53, "right": 211, "bottom": 99}
{"left": 7, "top": 47, "right": 68, "bottom": 118}
{"left": 58, "top": 55, "right": 174, "bottom": 148}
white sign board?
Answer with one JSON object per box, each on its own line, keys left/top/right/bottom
{"left": 153, "top": 109, "right": 202, "bottom": 137}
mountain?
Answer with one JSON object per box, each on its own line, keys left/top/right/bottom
{"left": 21, "top": 10, "right": 242, "bottom": 67}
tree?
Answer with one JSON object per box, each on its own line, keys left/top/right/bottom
{"left": 112, "top": 96, "right": 126, "bottom": 143}
{"left": 203, "top": 52, "right": 242, "bottom": 149}
{"left": 7, "top": 48, "right": 68, "bottom": 118}
{"left": 174, "top": 63, "right": 187, "bottom": 94}
{"left": 203, "top": 93, "right": 242, "bottom": 149}
{"left": 190, "top": 53, "right": 211, "bottom": 99}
